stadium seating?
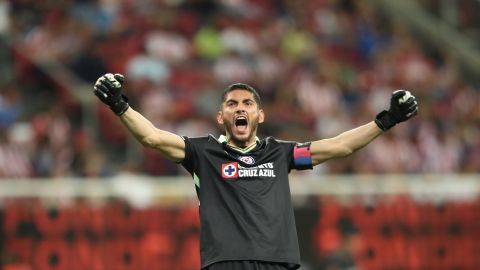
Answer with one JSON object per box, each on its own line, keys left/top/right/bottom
{"left": 313, "top": 195, "right": 480, "bottom": 270}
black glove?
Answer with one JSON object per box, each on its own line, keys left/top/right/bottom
{"left": 375, "top": 90, "right": 418, "bottom": 131}
{"left": 93, "top": 73, "right": 129, "bottom": 116}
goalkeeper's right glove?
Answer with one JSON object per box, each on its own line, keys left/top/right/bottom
{"left": 93, "top": 73, "right": 129, "bottom": 116}
{"left": 375, "top": 90, "right": 418, "bottom": 131}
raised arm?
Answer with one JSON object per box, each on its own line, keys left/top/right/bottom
{"left": 93, "top": 73, "right": 185, "bottom": 162}
{"left": 310, "top": 90, "right": 418, "bottom": 165}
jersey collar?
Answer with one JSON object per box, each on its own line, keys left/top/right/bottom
{"left": 218, "top": 135, "right": 260, "bottom": 154}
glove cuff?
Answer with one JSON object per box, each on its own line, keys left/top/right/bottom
{"left": 110, "top": 94, "right": 130, "bottom": 116}
{"left": 375, "top": 110, "right": 397, "bottom": 131}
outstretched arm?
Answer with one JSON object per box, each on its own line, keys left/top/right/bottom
{"left": 311, "top": 121, "right": 382, "bottom": 165}
{"left": 93, "top": 73, "right": 185, "bottom": 162}
{"left": 120, "top": 108, "right": 185, "bottom": 162}
{"left": 310, "top": 90, "right": 418, "bottom": 165}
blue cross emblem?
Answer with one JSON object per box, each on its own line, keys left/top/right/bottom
{"left": 222, "top": 162, "right": 238, "bottom": 178}
{"left": 224, "top": 165, "right": 236, "bottom": 176}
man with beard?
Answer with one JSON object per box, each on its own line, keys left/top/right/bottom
{"left": 93, "top": 73, "right": 418, "bottom": 270}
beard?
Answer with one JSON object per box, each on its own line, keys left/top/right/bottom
{"left": 223, "top": 118, "right": 259, "bottom": 147}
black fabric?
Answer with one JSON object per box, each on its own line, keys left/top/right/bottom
{"left": 202, "top": 260, "right": 299, "bottom": 270}
{"left": 109, "top": 94, "right": 129, "bottom": 115}
{"left": 375, "top": 110, "right": 396, "bottom": 131}
{"left": 181, "top": 135, "right": 311, "bottom": 269}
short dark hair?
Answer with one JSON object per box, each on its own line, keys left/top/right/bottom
{"left": 221, "top": 83, "right": 262, "bottom": 107}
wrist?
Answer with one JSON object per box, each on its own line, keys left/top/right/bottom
{"left": 375, "top": 110, "right": 396, "bottom": 131}
{"left": 110, "top": 94, "right": 129, "bottom": 116}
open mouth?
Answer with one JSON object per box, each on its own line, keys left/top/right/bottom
{"left": 235, "top": 116, "right": 248, "bottom": 132}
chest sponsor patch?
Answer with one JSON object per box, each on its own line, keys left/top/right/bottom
{"left": 222, "top": 162, "right": 276, "bottom": 179}
{"left": 222, "top": 162, "right": 238, "bottom": 178}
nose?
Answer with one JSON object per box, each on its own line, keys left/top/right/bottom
{"left": 236, "top": 104, "right": 246, "bottom": 113}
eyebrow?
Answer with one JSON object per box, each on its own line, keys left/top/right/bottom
{"left": 225, "top": 98, "right": 255, "bottom": 104}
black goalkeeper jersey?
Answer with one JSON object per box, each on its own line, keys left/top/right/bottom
{"left": 181, "top": 135, "right": 313, "bottom": 269}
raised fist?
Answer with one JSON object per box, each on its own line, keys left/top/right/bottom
{"left": 375, "top": 90, "right": 418, "bottom": 131}
{"left": 93, "top": 73, "right": 129, "bottom": 116}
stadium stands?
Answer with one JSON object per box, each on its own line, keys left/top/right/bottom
{"left": 0, "top": 0, "right": 478, "bottom": 177}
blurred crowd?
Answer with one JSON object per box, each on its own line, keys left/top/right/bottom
{"left": 0, "top": 0, "right": 479, "bottom": 178}
{"left": 420, "top": 0, "right": 480, "bottom": 42}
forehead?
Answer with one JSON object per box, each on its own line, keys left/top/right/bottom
{"left": 223, "top": 89, "right": 256, "bottom": 101}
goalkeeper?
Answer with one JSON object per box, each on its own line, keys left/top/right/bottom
{"left": 93, "top": 73, "right": 418, "bottom": 270}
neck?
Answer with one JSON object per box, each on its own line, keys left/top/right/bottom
{"left": 225, "top": 135, "right": 257, "bottom": 149}
{"left": 228, "top": 140, "right": 256, "bottom": 150}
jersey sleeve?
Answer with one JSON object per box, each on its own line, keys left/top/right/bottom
{"left": 180, "top": 136, "right": 195, "bottom": 175}
{"left": 180, "top": 135, "right": 212, "bottom": 176}
{"left": 279, "top": 140, "right": 313, "bottom": 171}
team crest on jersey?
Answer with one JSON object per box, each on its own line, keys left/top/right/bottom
{"left": 239, "top": 156, "right": 255, "bottom": 164}
{"left": 222, "top": 162, "right": 238, "bottom": 178}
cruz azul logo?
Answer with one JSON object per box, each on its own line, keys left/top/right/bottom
{"left": 239, "top": 156, "right": 255, "bottom": 164}
{"left": 222, "top": 162, "right": 238, "bottom": 178}
{"left": 221, "top": 162, "right": 276, "bottom": 179}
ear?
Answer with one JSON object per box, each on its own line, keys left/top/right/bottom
{"left": 258, "top": 109, "right": 265, "bottom": 124}
{"left": 216, "top": 111, "right": 224, "bottom": 125}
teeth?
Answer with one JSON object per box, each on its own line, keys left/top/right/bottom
{"left": 235, "top": 116, "right": 246, "bottom": 121}
{"left": 235, "top": 116, "right": 247, "bottom": 127}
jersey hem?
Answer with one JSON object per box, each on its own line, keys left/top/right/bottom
{"left": 201, "top": 256, "right": 301, "bottom": 269}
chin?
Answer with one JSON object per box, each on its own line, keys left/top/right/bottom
{"left": 232, "top": 133, "right": 251, "bottom": 143}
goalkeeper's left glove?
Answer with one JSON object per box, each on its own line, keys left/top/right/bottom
{"left": 375, "top": 90, "right": 418, "bottom": 131}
